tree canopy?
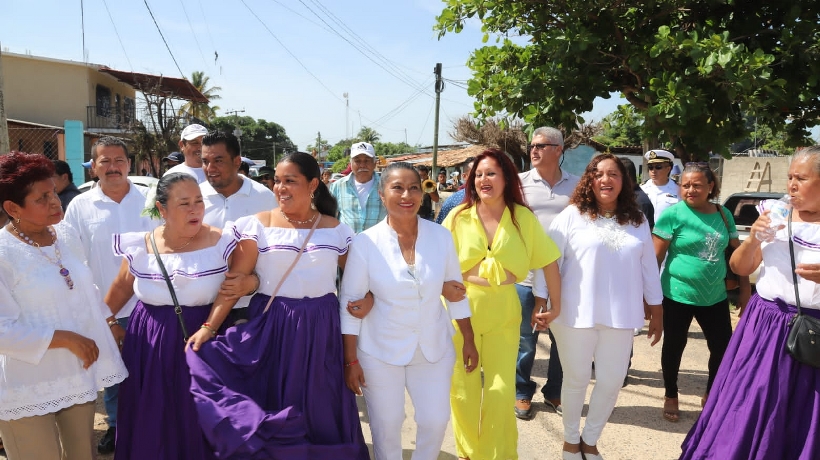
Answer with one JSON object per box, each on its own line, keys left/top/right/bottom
{"left": 210, "top": 116, "right": 296, "bottom": 165}
{"left": 436, "top": 1, "right": 820, "bottom": 161}
{"left": 179, "top": 71, "right": 221, "bottom": 123}
{"left": 593, "top": 105, "right": 644, "bottom": 148}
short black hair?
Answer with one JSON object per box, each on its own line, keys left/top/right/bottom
{"left": 202, "top": 131, "right": 241, "bottom": 158}
{"left": 52, "top": 160, "right": 73, "bottom": 182}
{"left": 91, "top": 137, "right": 129, "bottom": 160}
{"left": 416, "top": 165, "right": 429, "bottom": 173}
{"left": 619, "top": 157, "right": 638, "bottom": 185}
{"left": 238, "top": 162, "right": 250, "bottom": 175}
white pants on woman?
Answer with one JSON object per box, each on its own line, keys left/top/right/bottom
{"left": 550, "top": 322, "right": 634, "bottom": 446}
{"left": 359, "top": 345, "right": 456, "bottom": 460}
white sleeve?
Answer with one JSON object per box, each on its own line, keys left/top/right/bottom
{"left": 532, "top": 269, "right": 548, "bottom": 299}
{"left": 443, "top": 231, "right": 471, "bottom": 321}
{"left": 639, "top": 221, "right": 664, "bottom": 305}
{"left": 0, "top": 274, "right": 54, "bottom": 364}
{"left": 339, "top": 233, "right": 370, "bottom": 336}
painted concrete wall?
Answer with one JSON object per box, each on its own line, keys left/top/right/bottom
{"left": 718, "top": 156, "right": 790, "bottom": 202}
{"left": 2, "top": 53, "right": 134, "bottom": 127}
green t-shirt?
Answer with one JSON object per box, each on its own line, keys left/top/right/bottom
{"left": 653, "top": 201, "right": 738, "bottom": 306}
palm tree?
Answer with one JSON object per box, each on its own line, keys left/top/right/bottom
{"left": 179, "top": 71, "right": 222, "bottom": 123}
{"left": 357, "top": 126, "right": 381, "bottom": 143}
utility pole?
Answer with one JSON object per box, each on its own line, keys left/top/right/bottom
{"left": 343, "top": 92, "right": 349, "bottom": 138}
{"left": 431, "top": 63, "right": 443, "bottom": 178}
{"left": 226, "top": 108, "right": 245, "bottom": 153}
{"left": 0, "top": 44, "right": 10, "bottom": 154}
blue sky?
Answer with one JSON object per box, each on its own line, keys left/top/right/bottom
{"left": 1, "top": 0, "right": 620, "bottom": 150}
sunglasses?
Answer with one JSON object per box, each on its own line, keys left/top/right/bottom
{"left": 647, "top": 163, "right": 670, "bottom": 171}
{"left": 527, "top": 143, "right": 560, "bottom": 153}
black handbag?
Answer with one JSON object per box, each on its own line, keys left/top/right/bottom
{"left": 785, "top": 210, "right": 820, "bottom": 368}
{"left": 716, "top": 204, "right": 740, "bottom": 290}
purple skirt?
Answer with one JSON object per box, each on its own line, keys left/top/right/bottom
{"left": 187, "top": 293, "right": 369, "bottom": 460}
{"left": 680, "top": 294, "right": 820, "bottom": 459}
{"left": 116, "top": 301, "right": 219, "bottom": 460}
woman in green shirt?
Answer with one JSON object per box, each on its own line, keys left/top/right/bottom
{"left": 652, "top": 162, "right": 750, "bottom": 423}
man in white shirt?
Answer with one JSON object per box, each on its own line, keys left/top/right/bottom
{"left": 63, "top": 137, "right": 158, "bottom": 454}
{"left": 640, "top": 149, "right": 680, "bottom": 222}
{"left": 163, "top": 123, "right": 208, "bottom": 183}
{"left": 200, "top": 131, "right": 276, "bottom": 321}
{"left": 515, "top": 126, "right": 580, "bottom": 420}
{"left": 329, "top": 142, "right": 386, "bottom": 233}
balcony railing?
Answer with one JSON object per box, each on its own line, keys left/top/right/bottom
{"left": 87, "top": 106, "right": 201, "bottom": 133}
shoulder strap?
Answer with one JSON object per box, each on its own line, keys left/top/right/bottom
{"left": 261, "top": 215, "right": 322, "bottom": 314}
{"left": 716, "top": 204, "right": 731, "bottom": 233}
{"left": 149, "top": 230, "right": 190, "bottom": 341}
{"left": 788, "top": 210, "right": 802, "bottom": 315}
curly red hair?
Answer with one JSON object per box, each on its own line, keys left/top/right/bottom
{"left": 0, "top": 152, "right": 57, "bottom": 208}
{"left": 456, "top": 148, "right": 529, "bottom": 230}
{"left": 570, "top": 153, "right": 644, "bottom": 227}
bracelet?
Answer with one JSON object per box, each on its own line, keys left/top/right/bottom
{"left": 107, "top": 319, "right": 119, "bottom": 328}
{"left": 344, "top": 359, "right": 359, "bottom": 367}
{"left": 247, "top": 272, "right": 260, "bottom": 296}
{"left": 200, "top": 322, "right": 217, "bottom": 336}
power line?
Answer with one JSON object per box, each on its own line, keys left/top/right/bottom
{"left": 298, "top": 0, "right": 432, "bottom": 97}
{"left": 142, "top": 0, "right": 186, "bottom": 78}
{"left": 100, "top": 0, "right": 133, "bottom": 70}
{"left": 239, "top": 0, "right": 343, "bottom": 104}
{"left": 416, "top": 101, "right": 435, "bottom": 146}
{"left": 196, "top": 0, "right": 219, "bottom": 63}
{"left": 178, "top": 0, "right": 208, "bottom": 68}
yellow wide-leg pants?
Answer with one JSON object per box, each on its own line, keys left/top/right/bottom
{"left": 450, "top": 282, "right": 521, "bottom": 460}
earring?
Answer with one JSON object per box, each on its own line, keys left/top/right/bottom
{"left": 310, "top": 192, "right": 317, "bottom": 210}
{"left": 16, "top": 216, "right": 20, "bottom": 224}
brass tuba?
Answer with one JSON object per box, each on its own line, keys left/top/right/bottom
{"left": 422, "top": 179, "right": 437, "bottom": 194}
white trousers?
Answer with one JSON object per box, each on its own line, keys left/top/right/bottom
{"left": 550, "top": 322, "right": 634, "bottom": 445}
{"left": 359, "top": 345, "right": 456, "bottom": 460}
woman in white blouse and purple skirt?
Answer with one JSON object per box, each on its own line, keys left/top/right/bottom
{"left": 340, "top": 162, "right": 478, "bottom": 460}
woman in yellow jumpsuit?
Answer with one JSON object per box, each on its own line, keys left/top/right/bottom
{"left": 443, "top": 149, "right": 562, "bottom": 460}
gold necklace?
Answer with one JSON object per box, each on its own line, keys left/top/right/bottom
{"left": 280, "top": 209, "right": 317, "bottom": 225}
{"left": 599, "top": 208, "right": 616, "bottom": 219}
{"left": 161, "top": 227, "right": 198, "bottom": 251}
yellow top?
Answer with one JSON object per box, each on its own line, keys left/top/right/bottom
{"left": 442, "top": 203, "right": 560, "bottom": 286}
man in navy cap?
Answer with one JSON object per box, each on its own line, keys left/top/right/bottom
{"left": 641, "top": 149, "right": 680, "bottom": 222}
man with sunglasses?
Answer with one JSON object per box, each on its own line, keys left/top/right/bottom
{"left": 514, "top": 127, "right": 579, "bottom": 420}
{"left": 641, "top": 149, "right": 680, "bottom": 222}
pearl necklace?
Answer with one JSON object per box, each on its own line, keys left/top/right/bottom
{"left": 10, "top": 223, "right": 74, "bottom": 290}
{"left": 280, "top": 209, "right": 317, "bottom": 225}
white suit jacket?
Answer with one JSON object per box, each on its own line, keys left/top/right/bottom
{"left": 340, "top": 217, "right": 471, "bottom": 366}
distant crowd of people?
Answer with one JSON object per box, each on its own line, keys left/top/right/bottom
{"left": 0, "top": 123, "right": 818, "bottom": 460}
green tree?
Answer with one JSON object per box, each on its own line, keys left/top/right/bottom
{"left": 357, "top": 126, "right": 381, "bottom": 143}
{"left": 179, "top": 71, "right": 222, "bottom": 123}
{"left": 210, "top": 116, "right": 296, "bottom": 165}
{"left": 593, "top": 105, "right": 645, "bottom": 147}
{"left": 436, "top": 1, "right": 820, "bottom": 162}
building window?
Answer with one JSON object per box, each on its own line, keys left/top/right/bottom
{"left": 96, "top": 85, "right": 112, "bottom": 117}
{"left": 123, "top": 97, "right": 135, "bottom": 125}
{"left": 44, "top": 141, "right": 57, "bottom": 160}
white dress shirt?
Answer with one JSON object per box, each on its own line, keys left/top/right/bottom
{"left": 534, "top": 205, "right": 663, "bottom": 329}
{"left": 164, "top": 163, "right": 206, "bottom": 183}
{"left": 340, "top": 218, "right": 471, "bottom": 366}
{"left": 641, "top": 179, "right": 680, "bottom": 222}
{"left": 202, "top": 176, "right": 277, "bottom": 227}
{"left": 64, "top": 180, "right": 158, "bottom": 318}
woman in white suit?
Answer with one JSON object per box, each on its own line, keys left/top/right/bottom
{"left": 341, "top": 162, "right": 478, "bottom": 460}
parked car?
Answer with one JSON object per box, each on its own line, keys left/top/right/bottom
{"left": 78, "top": 176, "right": 158, "bottom": 193}
{"left": 722, "top": 192, "right": 784, "bottom": 285}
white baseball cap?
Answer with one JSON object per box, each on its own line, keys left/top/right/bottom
{"left": 350, "top": 142, "right": 376, "bottom": 158}
{"left": 180, "top": 124, "right": 208, "bottom": 141}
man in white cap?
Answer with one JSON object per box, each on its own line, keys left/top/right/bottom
{"left": 163, "top": 123, "right": 209, "bottom": 183}
{"left": 641, "top": 149, "right": 680, "bottom": 222}
{"left": 329, "top": 141, "right": 386, "bottom": 233}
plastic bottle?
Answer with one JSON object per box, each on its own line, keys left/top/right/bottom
{"left": 756, "top": 195, "right": 791, "bottom": 242}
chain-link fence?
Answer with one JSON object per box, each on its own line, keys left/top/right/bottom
{"left": 7, "top": 120, "right": 63, "bottom": 159}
